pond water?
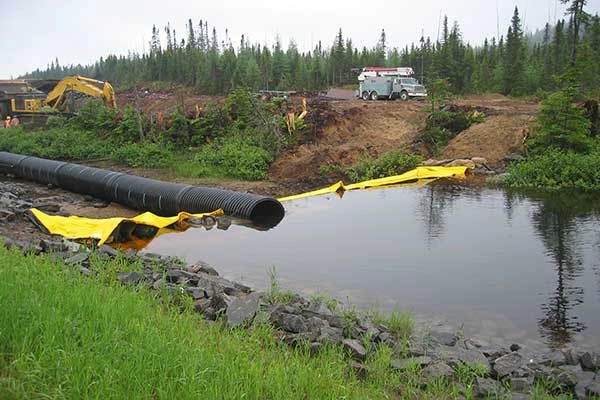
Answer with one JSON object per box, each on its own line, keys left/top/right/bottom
{"left": 143, "top": 182, "right": 600, "bottom": 349}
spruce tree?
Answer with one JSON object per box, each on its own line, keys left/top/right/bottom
{"left": 503, "top": 7, "right": 526, "bottom": 95}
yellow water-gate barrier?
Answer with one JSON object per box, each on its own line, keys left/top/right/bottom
{"left": 29, "top": 209, "right": 223, "bottom": 246}
{"left": 278, "top": 166, "right": 470, "bottom": 202}
{"left": 28, "top": 166, "right": 470, "bottom": 246}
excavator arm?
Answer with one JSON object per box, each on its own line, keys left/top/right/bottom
{"left": 45, "top": 76, "right": 117, "bottom": 111}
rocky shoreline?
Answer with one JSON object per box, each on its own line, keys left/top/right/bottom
{"left": 1, "top": 235, "right": 599, "bottom": 399}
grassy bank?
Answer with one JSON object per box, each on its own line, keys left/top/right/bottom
{"left": 0, "top": 246, "right": 376, "bottom": 398}
{"left": 501, "top": 148, "right": 600, "bottom": 191}
{"left": 0, "top": 245, "right": 573, "bottom": 399}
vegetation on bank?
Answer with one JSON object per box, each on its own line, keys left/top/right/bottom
{"left": 319, "top": 151, "right": 424, "bottom": 182}
{"left": 0, "top": 244, "right": 573, "bottom": 399}
{"left": 501, "top": 71, "right": 600, "bottom": 191}
{"left": 0, "top": 90, "right": 305, "bottom": 180}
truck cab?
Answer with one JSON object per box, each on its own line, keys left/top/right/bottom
{"left": 392, "top": 77, "right": 427, "bottom": 100}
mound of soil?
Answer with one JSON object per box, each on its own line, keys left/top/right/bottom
{"left": 269, "top": 99, "right": 426, "bottom": 183}
{"left": 441, "top": 115, "right": 535, "bottom": 167}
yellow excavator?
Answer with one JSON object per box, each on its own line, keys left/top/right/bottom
{"left": 1, "top": 76, "right": 117, "bottom": 118}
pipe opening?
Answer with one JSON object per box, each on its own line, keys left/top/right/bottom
{"left": 249, "top": 199, "right": 285, "bottom": 228}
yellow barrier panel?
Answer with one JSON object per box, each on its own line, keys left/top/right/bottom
{"left": 29, "top": 208, "right": 224, "bottom": 246}
{"left": 278, "top": 166, "right": 470, "bottom": 202}
{"left": 28, "top": 166, "right": 469, "bottom": 247}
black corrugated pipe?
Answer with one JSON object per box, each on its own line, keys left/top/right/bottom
{"left": 0, "top": 152, "right": 285, "bottom": 228}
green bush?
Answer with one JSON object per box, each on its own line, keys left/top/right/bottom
{"left": 68, "top": 101, "right": 118, "bottom": 132}
{"left": 113, "top": 105, "right": 142, "bottom": 144}
{"left": 501, "top": 148, "right": 600, "bottom": 191}
{"left": 193, "top": 136, "right": 273, "bottom": 180}
{"left": 165, "top": 106, "right": 191, "bottom": 145}
{"left": 528, "top": 84, "right": 592, "bottom": 154}
{"left": 0, "top": 127, "right": 111, "bottom": 160}
{"left": 112, "top": 142, "right": 175, "bottom": 168}
{"left": 189, "top": 104, "right": 228, "bottom": 145}
{"left": 346, "top": 151, "right": 424, "bottom": 182}
{"left": 426, "top": 111, "right": 470, "bottom": 133}
{"left": 224, "top": 89, "right": 256, "bottom": 130}
{"left": 419, "top": 127, "right": 455, "bottom": 156}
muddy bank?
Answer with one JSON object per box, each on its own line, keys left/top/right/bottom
{"left": 2, "top": 233, "right": 599, "bottom": 399}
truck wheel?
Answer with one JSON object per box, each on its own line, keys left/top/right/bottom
{"left": 362, "top": 91, "right": 370, "bottom": 101}
{"left": 400, "top": 91, "right": 409, "bottom": 101}
{"left": 370, "top": 91, "right": 378, "bottom": 101}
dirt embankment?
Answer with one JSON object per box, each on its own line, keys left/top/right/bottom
{"left": 440, "top": 94, "right": 538, "bottom": 167}
{"left": 270, "top": 96, "right": 426, "bottom": 183}
{"left": 269, "top": 91, "right": 539, "bottom": 182}
{"left": 116, "top": 88, "right": 539, "bottom": 185}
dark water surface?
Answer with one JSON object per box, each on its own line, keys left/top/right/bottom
{"left": 144, "top": 183, "right": 600, "bottom": 349}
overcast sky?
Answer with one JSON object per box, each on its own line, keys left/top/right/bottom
{"left": 1, "top": 0, "right": 599, "bottom": 79}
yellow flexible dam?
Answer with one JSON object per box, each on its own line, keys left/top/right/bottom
{"left": 29, "top": 209, "right": 224, "bottom": 246}
{"left": 27, "top": 166, "right": 470, "bottom": 246}
{"left": 277, "top": 166, "right": 470, "bottom": 202}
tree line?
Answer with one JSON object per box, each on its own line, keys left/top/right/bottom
{"left": 22, "top": 4, "right": 600, "bottom": 96}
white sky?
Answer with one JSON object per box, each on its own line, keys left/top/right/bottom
{"left": 1, "top": 0, "right": 599, "bottom": 78}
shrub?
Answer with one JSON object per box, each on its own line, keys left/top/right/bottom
{"left": 501, "top": 148, "right": 600, "bottom": 191}
{"left": 189, "top": 104, "right": 228, "bottom": 145}
{"left": 0, "top": 127, "right": 111, "bottom": 160}
{"left": 113, "top": 105, "right": 142, "bottom": 144}
{"left": 165, "top": 107, "right": 191, "bottom": 146}
{"left": 193, "top": 135, "right": 273, "bottom": 180}
{"left": 68, "top": 101, "right": 118, "bottom": 132}
{"left": 112, "top": 142, "right": 175, "bottom": 168}
{"left": 426, "top": 111, "right": 470, "bottom": 133}
{"left": 346, "top": 151, "right": 424, "bottom": 182}
{"left": 224, "top": 89, "right": 256, "bottom": 130}
{"left": 419, "top": 127, "right": 455, "bottom": 156}
{"left": 528, "top": 84, "right": 592, "bottom": 154}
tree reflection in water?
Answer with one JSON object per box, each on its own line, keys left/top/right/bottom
{"left": 506, "top": 190, "right": 600, "bottom": 348}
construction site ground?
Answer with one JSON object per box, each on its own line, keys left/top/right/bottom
{"left": 2, "top": 89, "right": 539, "bottom": 244}
{"left": 116, "top": 88, "right": 538, "bottom": 188}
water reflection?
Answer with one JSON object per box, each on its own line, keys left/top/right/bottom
{"left": 141, "top": 181, "right": 600, "bottom": 349}
{"left": 506, "top": 190, "right": 600, "bottom": 348}
{"left": 416, "top": 182, "right": 463, "bottom": 243}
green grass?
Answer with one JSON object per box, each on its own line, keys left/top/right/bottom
{"left": 264, "top": 266, "right": 297, "bottom": 305}
{"left": 0, "top": 246, "right": 573, "bottom": 399}
{"left": 320, "top": 151, "right": 424, "bottom": 182}
{"left": 368, "top": 308, "right": 415, "bottom": 340}
{"left": 0, "top": 247, "right": 377, "bottom": 399}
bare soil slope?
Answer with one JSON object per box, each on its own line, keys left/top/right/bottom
{"left": 270, "top": 98, "right": 426, "bottom": 183}
{"left": 441, "top": 94, "right": 538, "bottom": 166}
{"left": 441, "top": 114, "right": 535, "bottom": 167}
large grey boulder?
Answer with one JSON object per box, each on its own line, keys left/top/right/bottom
{"left": 492, "top": 352, "right": 523, "bottom": 378}
{"left": 421, "top": 361, "right": 454, "bottom": 381}
{"left": 429, "top": 330, "right": 459, "bottom": 346}
{"left": 342, "top": 339, "right": 367, "bottom": 361}
{"left": 226, "top": 292, "right": 262, "bottom": 328}
{"left": 474, "top": 377, "right": 506, "bottom": 398}
{"left": 586, "top": 374, "right": 600, "bottom": 398}
{"left": 116, "top": 271, "right": 145, "bottom": 286}
{"left": 269, "top": 308, "right": 307, "bottom": 333}
{"left": 390, "top": 356, "right": 432, "bottom": 371}
{"left": 581, "top": 352, "right": 600, "bottom": 371}
{"left": 442, "top": 345, "right": 491, "bottom": 374}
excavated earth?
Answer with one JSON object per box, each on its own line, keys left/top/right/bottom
{"left": 269, "top": 90, "right": 539, "bottom": 184}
